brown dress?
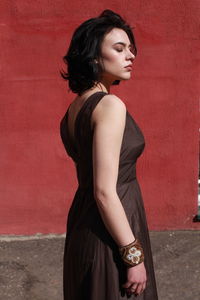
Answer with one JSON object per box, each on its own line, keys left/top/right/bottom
{"left": 60, "top": 91, "right": 158, "bottom": 300}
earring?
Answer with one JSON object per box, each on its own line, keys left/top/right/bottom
{"left": 94, "top": 59, "right": 98, "bottom": 64}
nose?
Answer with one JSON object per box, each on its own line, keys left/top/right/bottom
{"left": 126, "top": 49, "right": 135, "bottom": 61}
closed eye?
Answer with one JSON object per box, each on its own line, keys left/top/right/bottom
{"left": 115, "top": 48, "right": 123, "bottom": 52}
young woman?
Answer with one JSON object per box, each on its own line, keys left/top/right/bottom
{"left": 60, "top": 10, "right": 158, "bottom": 300}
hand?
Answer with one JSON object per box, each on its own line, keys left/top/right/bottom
{"left": 122, "top": 262, "right": 147, "bottom": 296}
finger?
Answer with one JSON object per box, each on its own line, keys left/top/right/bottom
{"left": 130, "top": 283, "right": 138, "bottom": 292}
{"left": 135, "top": 283, "right": 143, "bottom": 295}
{"left": 124, "top": 283, "right": 137, "bottom": 296}
{"left": 138, "top": 282, "right": 145, "bottom": 295}
{"left": 136, "top": 282, "right": 146, "bottom": 296}
{"left": 122, "top": 281, "right": 132, "bottom": 289}
{"left": 126, "top": 284, "right": 137, "bottom": 296}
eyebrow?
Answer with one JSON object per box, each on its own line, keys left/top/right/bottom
{"left": 113, "top": 42, "right": 132, "bottom": 47}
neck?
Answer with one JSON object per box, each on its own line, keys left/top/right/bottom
{"left": 81, "top": 78, "right": 115, "bottom": 96}
{"left": 93, "top": 79, "right": 113, "bottom": 93}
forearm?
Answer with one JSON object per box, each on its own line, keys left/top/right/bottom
{"left": 94, "top": 191, "right": 135, "bottom": 247}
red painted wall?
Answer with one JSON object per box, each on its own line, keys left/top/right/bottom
{"left": 0, "top": 1, "right": 199, "bottom": 234}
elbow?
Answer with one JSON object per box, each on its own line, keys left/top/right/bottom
{"left": 94, "top": 186, "right": 117, "bottom": 204}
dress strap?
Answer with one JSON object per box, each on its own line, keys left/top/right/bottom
{"left": 75, "top": 91, "right": 108, "bottom": 138}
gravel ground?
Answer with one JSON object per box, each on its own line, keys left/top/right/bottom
{"left": 0, "top": 231, "right": 199, "bottom": 300}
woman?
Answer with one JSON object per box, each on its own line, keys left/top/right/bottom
{"left": 60, "top": 9, "right": 158, "bottom": 300}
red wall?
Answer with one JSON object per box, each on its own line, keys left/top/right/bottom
{"left": 0, "top": 1, "right": 199, "bottom": 234}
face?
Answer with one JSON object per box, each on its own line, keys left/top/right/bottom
{"left": 98, "top": 28, "right": 136, "bottom": 83}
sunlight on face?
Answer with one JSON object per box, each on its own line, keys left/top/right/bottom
{"left": 98, "top": 28, "right": 136, "bottom": 83}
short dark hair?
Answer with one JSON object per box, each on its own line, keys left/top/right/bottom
{"left": 60, "top": 10, "right": 137, "bottom": 95}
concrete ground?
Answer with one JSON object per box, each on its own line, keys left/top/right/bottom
{"left": 0, "top": 231, "right": 199, "bottom": 300}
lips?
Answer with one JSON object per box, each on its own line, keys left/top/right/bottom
{"left": 124, "top": 65, "right": 132, "bottom": 71}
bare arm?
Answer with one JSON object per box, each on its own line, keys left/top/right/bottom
{"left": 92, "top": 94, "right": 147, "bottom": 296}
{"left": 92, "top": 95, "right": 135, "bottom": 247}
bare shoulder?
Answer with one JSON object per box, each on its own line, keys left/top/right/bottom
{"left": 92, "top": 94, "right": 126, "bottom": 125}
{"left": 97, "top": 94, "right": 126, "bottom": 111}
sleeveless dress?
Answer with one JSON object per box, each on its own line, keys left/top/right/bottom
{"left": 60, "top": 91, "right": 158, "bottom": 300}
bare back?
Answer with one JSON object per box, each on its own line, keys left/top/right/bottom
{"left": 66, "top": 90, "right": 125, "bottom": 146}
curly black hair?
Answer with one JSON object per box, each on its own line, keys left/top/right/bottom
{"left": 60, "top": 10, "right": 137, "bottom": 95}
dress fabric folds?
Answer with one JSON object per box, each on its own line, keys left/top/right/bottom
{"left": 60, "top": 91, "right": 158, "bottom": 300}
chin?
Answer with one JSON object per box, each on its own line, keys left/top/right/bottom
{"left": 119, "top": 75, "right": 132, "bottom": 81}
